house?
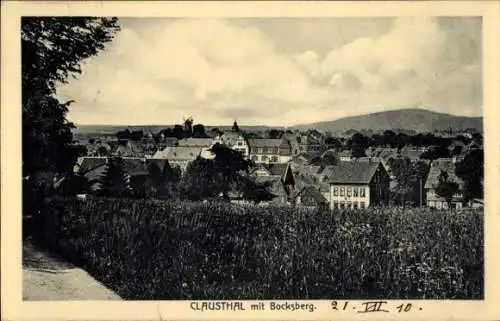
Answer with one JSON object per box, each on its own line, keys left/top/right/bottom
{"left": 295, "top": 185, "right": 329, "bottom": 209}
{"left": 424, "top": 159, "right": 464, "bottom": 209}
{"left": 329, "top": 160, "right": 390, "bottom": 210}
{"left": 250, "top": 163, "right": 296, "bottom": 204}
{"left": 161, "top": 146, "right": 202, "bottom": 172}
{"left": 339, "top": 149, "right": 353, "bottom": 161}
{"left": 297, "top": 131, "right": 324, "bottom": 153}
{"left": 248, "top": 138, "right": 293, "bottom": 164}
{"left": 113, "top": 140, "right": 144, "bottom": 157}
{"left": 212, "top": 132, "right": 250, "bottom": 158}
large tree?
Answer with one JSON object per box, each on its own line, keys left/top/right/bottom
{"left": 179, "top": 143, "right": 268, "bottom": 201}
{"left": 434, "top": 170, "right": 460, "bottom": 210}
{"left": 22, "top": 17, "right": 120, "bottom": 177}
{"left": 455, "top": 149, "right": 484, "bottom": 202}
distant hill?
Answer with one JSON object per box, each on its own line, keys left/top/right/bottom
{"left": 291, "top": 108, "right": 483, "bottom": 133}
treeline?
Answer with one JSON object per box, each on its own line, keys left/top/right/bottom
{"left": 60, "top": 144, "right": 276, "bottom": 203}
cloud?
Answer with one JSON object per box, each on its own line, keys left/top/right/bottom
{"left": 58, "top": 17, "right": 481, "bottom": 126}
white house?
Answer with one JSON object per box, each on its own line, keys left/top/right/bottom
{"left": 212, "top": 132, "right": 250, "bottom": 158}
{"left": 328, "top": 161, "right": 390, "bottom": 210}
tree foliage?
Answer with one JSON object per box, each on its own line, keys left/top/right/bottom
{"left": 99, "top": 157, "right": 131, "bottom": 197}
{"left": 455, "top": 149, "right": 484, "bottom": 202}
{"left": 179, "top": 144, "right": 272, "bottom": 202}
{"left": 434, "top": 170, "right": 459, "bottom": 209}
{"left": 22, "top": 17, "right": 120, "bottom": 177}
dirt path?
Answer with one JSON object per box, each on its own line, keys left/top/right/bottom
{"left": 23, "top": 242, "right": 121, "bottom": 300}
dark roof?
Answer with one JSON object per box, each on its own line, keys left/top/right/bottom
{"left": 424, "top": 159, "right": 464, "bottom": 189}
{"left": 248, "top": 138, "right": 282, "bottom": 148}
{"left": 78, "top": 157, "right": 107, "bottom": 174}
{"left": 165, "top": 147, "right": 202, "bottom": 161}
{"left": 265, "top": 163, "right": 289, "bottom": 176}
{"left": 177, "top": 138, "right": 213, "bottom": 147}
{"left": 328, "top": 161, "right": 383, "bottom": 184}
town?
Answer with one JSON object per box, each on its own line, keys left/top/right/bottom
{"left": 19, "top": 15, "right": 484, "bottom": 302}
{"left": 68, "top": 117, "right": 484, "bottom": 211}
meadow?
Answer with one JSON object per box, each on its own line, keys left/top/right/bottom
{"left": 31, "top": 197, "right": 483, "bottom": 300}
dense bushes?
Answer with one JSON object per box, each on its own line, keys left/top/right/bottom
{"left": 34, "top": 197, "right": 483, "bottom": 300}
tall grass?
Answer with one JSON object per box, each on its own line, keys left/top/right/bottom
{"left": 34, "top": 197, "right": 483, "bottom": 300}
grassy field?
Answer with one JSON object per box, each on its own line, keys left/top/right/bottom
{"left": 31, "top": 197, "right": 483, "bottom": 300}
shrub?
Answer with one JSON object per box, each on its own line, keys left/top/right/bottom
{"left": 35, "top": 197, "right": 483, "bottom": 300}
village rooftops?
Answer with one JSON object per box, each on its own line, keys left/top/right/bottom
{"left": 177, "top": 138, "right": 213, "bottom": 148}
{"left": 327, "top": 161, "right": 383, "bottom": 185}
{"left": 247, "top": 138, "right": 283, "bottom": 148}
{"left": 165, "top": 146, "right": 202, "bottom": 161}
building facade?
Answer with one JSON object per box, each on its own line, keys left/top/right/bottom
{"left": 212, "top": 132, "right": 250, "bottom": 158}
{"left": 248, "top": 138, "right": 293, "bottom": 163}
{"left": 329, "top": 161, "right": 390, "bottom": 210}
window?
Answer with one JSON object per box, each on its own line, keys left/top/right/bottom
{"left": 360, "top": 202, "right": 365, "bottom": 209}
{"left": 251, "top": 155, "right": 258, "bottom": 161}
{"left": 333, "top": 201, "right": 338, "bottom": 209}
{"left": 360, "top": 187, "right": 366, "bottom": 197}
{"left": 333, "top": 187, "right": 339, "bottom": 196}
{"left": 353, "top": 187, "right": 358, "bottom": 197}
{"left": 347, "top": 188, "right": 351, "bottom": 197}
{"left": 237, "top": 142, "right": 243, "bottom": 146}
{"left": 353, "top": 202, "right": 358, "bottom": 210}
{"left": 340, "top": 187, "right": 345, "bottom": 196}
{"left": 340, "top": 202, "right": 345, "bottom": 209}
{"left": 271, "top": 155, "right": 279, "bottom": 162}
{"left": 262, "top": 155, "right": 269, "bottom": 162}
{"left": 346, "top": 201, "right": 351, "bottom": 209}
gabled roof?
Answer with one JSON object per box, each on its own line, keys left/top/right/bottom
{"left": 248, "top": 138, "right": 282, "bottom": 148}
{"left": 165, "top": 147, "right": 202, "bottom": 161}
{"left": 266, "top": 163, "right": 289, "bottom": 176}
{"left": 78, "top": 157, "right": 107, "bottom": 174}
{"left": 152, "top": 147, "right": 171, "bottom": 159}
{"left": 328, "top": 161, "right": 384, "bottom": 184}
{"left": 424, "top": 159, "right": 464, "bottom": 189}
{"left": 177, "top": 138, "right": 213, "bottom": 147}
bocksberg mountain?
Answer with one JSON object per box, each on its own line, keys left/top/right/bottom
{"left": 292, "top": 108, "right": 483, "bottom": 133}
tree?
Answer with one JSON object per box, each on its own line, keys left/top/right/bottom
{"left": 268, "top": 129, "right": 283, "bottom": 139}
{"left": 173, "top": 125, "right": 184, "bottom": 139}
{"left": 130, "top": 130, "right": 143, "bottom": 141}
{"left": 383, "top": 130, "right": 396, "bottom": 147}
{"left": 99, "top": 157, "right": 131, "bottom": 197}
{"left": 183, "top": 117, "right": 194, "bottom": 137}
{"left": 179, "top": 143, "right": 257, "bottom": 201}
{"left": 455, "top": 149, "right": 484, "bottom": 202}
{"left": 388, "top": 157, "right": 429, "bottom": 207}
{"left": 232, "top": 120, "right": 240, "bottom": 132}
{"left": 192, "top": 124, "right": 207, "bottom": 138}
{"left": 240, "top": 178, "right": 275, "bottom": 204}
{"left": 434, "top": 170, "right": 459, "bottom": 210}
{"left": 350, "top": 133, "right": 368, "bottom": 158}
{"left": 325, "top": 137, "right": 342, "bottom": 149}
{"left": 22, "top": 17, "right": 119, "bottom": 178}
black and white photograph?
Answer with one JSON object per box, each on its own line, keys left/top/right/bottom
{"left": 2, "top": 1, "right": 500, "bottom": 320}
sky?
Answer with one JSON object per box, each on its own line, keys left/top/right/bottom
{"left": 57, "top": 17, "right": 482, "bottom": 126}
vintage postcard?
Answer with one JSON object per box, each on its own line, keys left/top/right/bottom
{"left": 2, "top": 1, "right": 500, "bottom": 320}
